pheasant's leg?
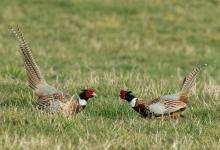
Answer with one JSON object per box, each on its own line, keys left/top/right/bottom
{"left": 170, "top": 112, "right": 181, "bottom": 120}
{"left": 160, "top": 115, "right": 165, "bottom": 121}
{"left": 159, "top": 115, "right": 171, "bottom": 120}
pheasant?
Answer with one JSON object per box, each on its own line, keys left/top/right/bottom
{"left": 120, "top": 65, "right": 206, "bottom": 119}
{"left": 10, "top": 26, "right": 96, "bottom": 115}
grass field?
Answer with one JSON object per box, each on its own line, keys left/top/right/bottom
{"left": 0, "top": 0, "right": 220, "bottom": 149}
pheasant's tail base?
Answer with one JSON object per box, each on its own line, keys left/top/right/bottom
{"left": 179, "top": 64, "right": 206, "bottom": 102}
{"left": 10, "top": 25, "right": 59, "bottom": 96}
{"left": 10, "top": 25, "right": 45, "bottom": 90}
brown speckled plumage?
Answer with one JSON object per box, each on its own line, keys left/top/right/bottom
{"left": 10, "top": 26, "right": 94, "bottom": 115}
{"left": 120, "top": 65, "right": 206, "bottom": 120}
{"left": 133, "top": 98, "right": 186, "bottom": 119}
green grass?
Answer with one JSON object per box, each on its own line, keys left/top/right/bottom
{"left": 0, "top": 0, "right": 220, "bottom": 149}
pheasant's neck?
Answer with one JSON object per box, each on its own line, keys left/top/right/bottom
{"left": 78, "top": 97, "right": 87, "bottom": 106}
{"left": 132, "top": 102, "right": 153, "bottom": 118}
{"left": 128, "top": 98, "right": 137, "bottom": 107}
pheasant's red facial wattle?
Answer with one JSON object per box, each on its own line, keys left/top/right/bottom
{"left": 119, "top": 90, "right": 127, "bottom": 100}
{"left": 85, "top": 88, "right": 96, "bottom": 98}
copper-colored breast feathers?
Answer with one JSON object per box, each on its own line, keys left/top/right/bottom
{"left": 133, "top": 100, "right": 153, "bottom": 118}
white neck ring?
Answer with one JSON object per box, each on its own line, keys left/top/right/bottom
{"left": 78, "top": 98, "right": 87, "bottom": 106}
{"left": 129, "top": 98, "right": 137, "bottom": 107}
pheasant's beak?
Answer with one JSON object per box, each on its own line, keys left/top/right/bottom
{"left": 92, "top": 92, "right": 97, "bottom": 97}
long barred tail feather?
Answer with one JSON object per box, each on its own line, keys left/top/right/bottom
{"left": 10, "top": 25, "right": 45, "bottom": 90}
{"left": 179, "top": 64, "right": 206, "bottom": 101}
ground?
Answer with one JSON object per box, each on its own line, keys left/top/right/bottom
{"left": 0, "top": 0, "right": 220, "bottom": 149}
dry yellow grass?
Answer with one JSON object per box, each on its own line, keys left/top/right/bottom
{"left": 0, "top": 0, "right": 220, "bottom": 149}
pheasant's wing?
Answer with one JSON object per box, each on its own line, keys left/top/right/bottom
{"left": 10, "top": 25, "right": 59, "bottom": 96}
{"left": 161, "top": 100, "right": 186, "bottom": 113}
{"left": 36, "top": 95, "right": 53, "bottom": 110}
{"left": 149, "top": 99, "right": 186, "bottom": 115}
{"left": 37, "top": 93, "right": 71, "bottom": 111}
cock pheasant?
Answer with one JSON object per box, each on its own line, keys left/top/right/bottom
{"left": 120, "top": 65, "right": 206, "bottom": 119}
{"left": 10, "top": 26, "right": 96, "bottom": 115}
